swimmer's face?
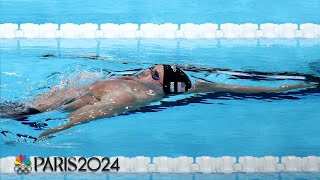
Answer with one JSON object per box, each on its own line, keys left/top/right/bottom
{"left": 136, "top": 65, "right": 164, "bottom": 84}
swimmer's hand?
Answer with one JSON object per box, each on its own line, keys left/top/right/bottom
{"left": 35, "top": 134, "right": 55, "bottom": 143}
{"left": 37, "top": 91, "right": 160, "bottom": 138}
{"left": 37, "top": 92, "right": 138, "bottom": 139}
{"left": 38, "top": 127, "right": 65, "bottom": 140}
{"left": 279, "top": 82, "right": 318, "bottom": 91}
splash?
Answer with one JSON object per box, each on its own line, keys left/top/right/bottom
{"left": 24, "top": 65, "right": 110, "bottom": 102}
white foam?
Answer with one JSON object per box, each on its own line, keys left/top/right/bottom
{"left": 60, "top": 23, "right": 81, "bottom": 38}
{"left": 302, "top": 156, "right": 320, "bottom": 172}
{"left": 119, "top": 23, "right": 139, "bottom": 38}
{"left": 100, "top": 23, "right": 120, "bottom": 38}
{"left": 260, "top": 23, "right": 279, "bottom": 38}
{"left": 1, "top": 156, "right": 16, "bottom": 173}
{"left": 1, "top": 23, "right": 320, "bottom": 39}
{"left": 0, "top": 23, "right": 18, "bottom": 38}
{"left": 38, "top": 23, "right": 58, "bottom": 38}
{"left": 139, "top": 23, "right": 178, "bottom": 38}
{"left": 180, "top": 23, "right": 218, "bottom": 38}
{"left": 239, "top": 23, "right": 258, "bottom": 38}
{"left": 216, "top": 156, "right": 236, "bottom": 173}
{"left": 173, "top": 156, "right": 193, "bottom": 173}
{"left": 159, "top": 23, "right": 179, "bottom": 38}
{"left": 131, "top": 156, "right": 150, "bottom": 172}
{"left": 281, "top": 156, "right": 302, "bottom": 172}
{"left": 258, "top": 156, "right": 279, "bottom": 172}
{"left": 100, "top": 23, "right": 138, "bottom": 38}
{"left": 0, "top": 157, "right": 7, "bottom": 173}
{"left": 1, "top": 156, "right": 320, "bottom": 173}
{"left": 79, "top": 23, "right": 99, "bottom": 38}
{"left": 153, "top": 156, "right": 174, "bottom": 172}
{"left": 195, "top": 156, "right": 216, "bottom": 173}
{"left": 278, "top": 23, "right": 298, "bottom": 38}
{"left": 220, "top": 23, "right": 240, "bottom": 38}
{"left": 199, "top": 23, "right": 218, "bottom": 38}
{"left": 300, "top": 23, "right": 320, "bottom": 38}
{"left": 15, "top": 30, "right": 24, "bottom": 38}
{"left": 139, "top": 23, "right": 160, "bottom": 38}
{"left": 239, "top": 156, "right": 259, "bottom": 172}
{"left": 20, "top": 23, "right": 40, "bottom": 38}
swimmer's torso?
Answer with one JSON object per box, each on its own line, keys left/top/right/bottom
{"left": 32, "top": 77, "right": 164, "bottom": 112}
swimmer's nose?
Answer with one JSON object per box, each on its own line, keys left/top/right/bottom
{"left": 144, "top": 69, "right": 150, "bottom": 74}
{"left": 137, "top": 69, "right": 152, "bottom": 79}
{"left": 143, "top": 69, "right": 151, "bottom": 76}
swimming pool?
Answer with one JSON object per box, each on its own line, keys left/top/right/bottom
{"left": 1, "top": 0, "right": 320, "bottom": 179}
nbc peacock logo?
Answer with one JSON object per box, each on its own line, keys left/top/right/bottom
{"left": 14, "top": 155, "right": 32, "bottom": 174}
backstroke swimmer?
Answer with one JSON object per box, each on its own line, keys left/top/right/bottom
{"left": 0, "top": 64, "right": 318, "bottom": 139}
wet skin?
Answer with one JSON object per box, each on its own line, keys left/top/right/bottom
{"left": 33, "top": 65, "right": 165, "bottom": 112}
{"left": 34, "top": 65, "right": 165, "bottom": 139}
{"left": 31, "top": 64, "right": 316, "bottom": 139}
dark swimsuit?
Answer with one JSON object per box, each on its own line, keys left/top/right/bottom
{"left": 0, "top": 102, "right": 41, "bottom": 119}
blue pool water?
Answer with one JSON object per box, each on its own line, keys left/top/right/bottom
{"left": 1, "top": 39, "right": 320, "bottom": 159}
{"left": 0, "top": 0, "right": 320, "bottom": 24}
{"left": 1, "top": 0, "right": 320, "bottom": 179}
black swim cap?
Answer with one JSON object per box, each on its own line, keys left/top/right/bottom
{"left": 162, "top": 65, "right": 192, "bottom": 94}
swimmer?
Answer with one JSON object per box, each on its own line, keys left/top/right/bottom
{"left": 0, "top": 65, "right": 317, "bottom": 139}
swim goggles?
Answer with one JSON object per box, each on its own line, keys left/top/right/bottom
{"left": 149, "top": 67, "right": 163, "bottom": 85}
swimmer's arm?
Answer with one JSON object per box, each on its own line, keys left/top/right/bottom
{"left": 38, "top": 92, "right": 146, "bottom": 139}
{"left": 187, "top": 81, "right": 317, "bottom": 94}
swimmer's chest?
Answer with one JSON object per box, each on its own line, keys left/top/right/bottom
{"left": 89, "top": 79, "right": 160, "bottom": 96}
{"left": 88, "top": 79, "right": 163, "bottom": 103}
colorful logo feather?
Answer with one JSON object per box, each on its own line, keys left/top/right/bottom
{"left": 15, "top": 155, "right": 31, "bottom": 165}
